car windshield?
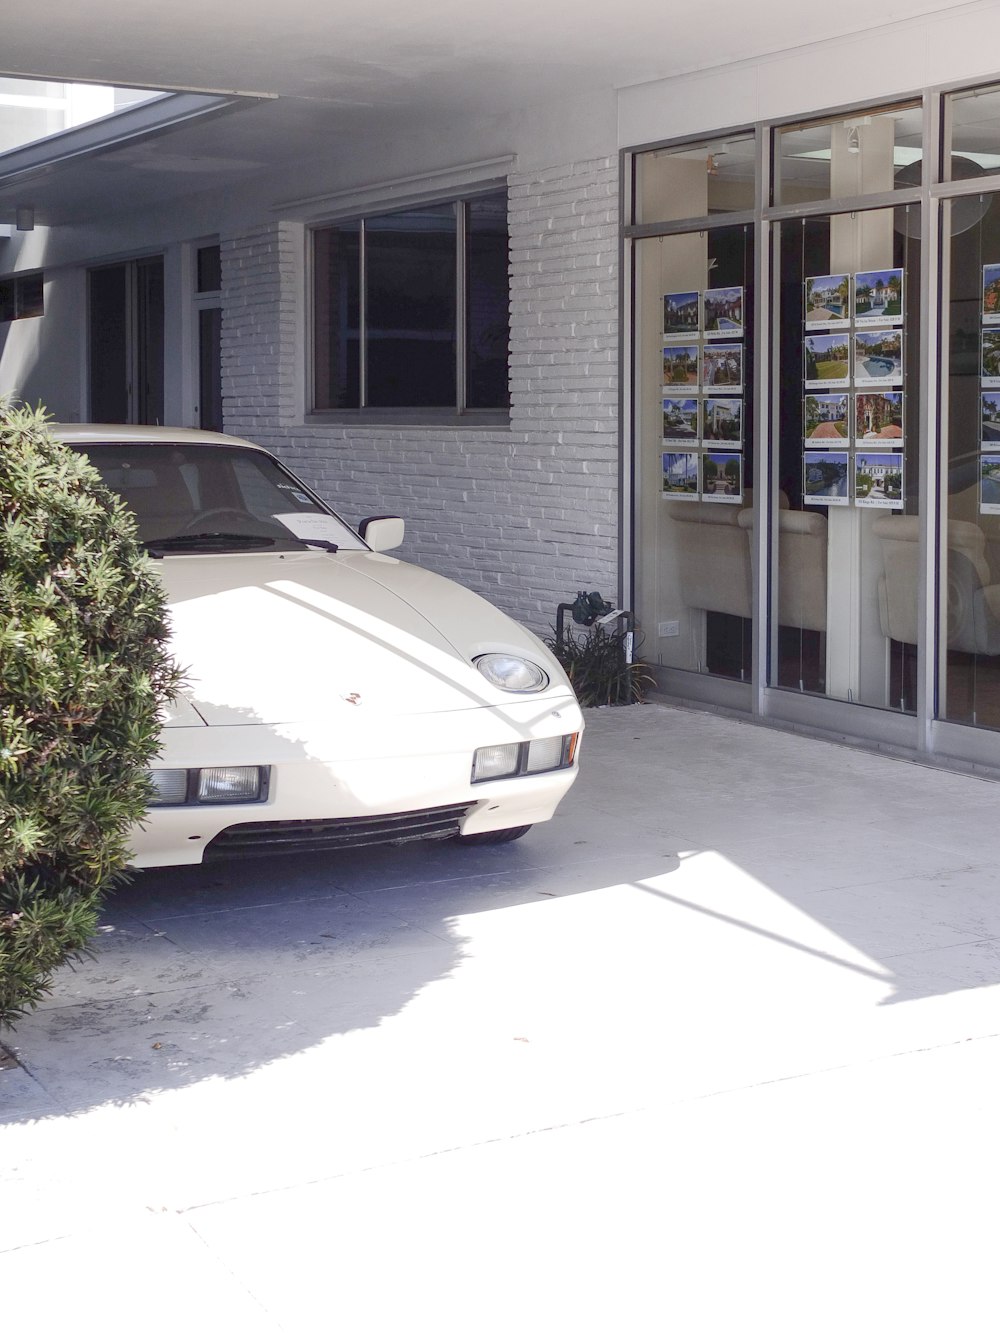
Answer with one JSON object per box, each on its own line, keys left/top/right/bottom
{"left": 70, "top": 443, "right": 366, "bottom": 553}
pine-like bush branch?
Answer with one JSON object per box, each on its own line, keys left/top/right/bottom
{"left": 0, "top": 401, "right": 184, "bottom": 1027}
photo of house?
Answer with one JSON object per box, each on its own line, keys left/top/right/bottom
{"left": 805, "top": 274, "right": 850, "bottom": 328}
{"left": 702, "top": 343, "right": 742, "bottom": 390}
{"left": 804, "top": 393, "right": 849, "bottom": 441}
{"left": 981, "top": 455, "right": 1000, "bottom": 513}
{"left": 663, "top": 291, "right": 700, "bottom": 336}
{"left": 854, "top": 268, "right": 903, "bottom": 324}
{"left": 661, "top": 450, "right": 700, "bottom": 498}
{"left": 804, "top": 334, "right": 850, "bottom": 387}
{"left": 662, "top": 344, "right": 699, "bottom": 386}
{"left": 982, "top": 391, "right": 1000, "bottom": 445}
{"left": 703, "top": 397, "right": 743, "bottom": 444}
{"left": 702, "top": 451, "right": 742, "bottom": 502}
{"left": 803, "top": 452, "right": 850, "bottom": 506}
{"left": 983, "top": 331, "right": 1000, "bottom": 387}
{"left": 703, "top": 286, "right": 743, "bottom": 336}
{"left": 854, "top": 330, "right": 903, "bottom": 386}
{"left": 856, "top": 392, "right": 903, "bottom": 441}
{"left": 983, "top": 264, "right": 1000, "bottom": 325}
{"left": 662, "top": 397, "right": 699, "bottom": 440}
{"left": 855, "top": 452, "right": 904, "bottom": 508}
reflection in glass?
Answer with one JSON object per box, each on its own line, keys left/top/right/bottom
{"left": 366, "top": 204, "right": 457, "bottom": 407}
{"left": 313, "top": 221, "right": 361, "bottom": 409}
{"left": 941, "top": 192, "right": 1000, "bottom": 731}
{"left": 946, "top": 83, "right": 1000, "bottom": 183}
{"left": 635, "top": 135, "right": 756, "bottom": 224}
{"left": 634, "top": 225, "right": 754, "bottom": 683}
{"left": 466, "top": 192, "right": 510, "bottom": 409}
{"left": 773, "top": 102, "right": 922, "bottom": 205}
{"left": 773, "top": 204, "right": 920, "bottom": 710}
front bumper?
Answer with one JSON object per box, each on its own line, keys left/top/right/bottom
{"left": 132, "top": 695, "right": 583, "bottom": 867}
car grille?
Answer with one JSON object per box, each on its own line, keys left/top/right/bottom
{"left": 203, "top": 802, "right": 476, "bottom": 858}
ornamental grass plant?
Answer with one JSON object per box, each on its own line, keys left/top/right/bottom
{"left": 546, "top": 622, "right": 653, "bottom": 708}
{"left": 0, "top": 402, "right": 182, "bottom": 1028}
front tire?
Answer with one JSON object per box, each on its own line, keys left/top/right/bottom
{"left": 454, "top": 824, "right": 532, "bottom": 846}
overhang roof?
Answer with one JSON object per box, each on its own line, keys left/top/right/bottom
{"left": 0, "top": 0, "right": 985, "bottom": 227}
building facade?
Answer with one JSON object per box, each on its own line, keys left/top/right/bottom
{"left": 4, "top": 6, "right": 1000, "bottom": 769}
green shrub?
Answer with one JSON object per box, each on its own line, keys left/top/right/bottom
{"left": 546, "top": 623, "right": 653, "bottom": 708}
{"left": 0, "top": 402, "right": 182, "bottom": 1027}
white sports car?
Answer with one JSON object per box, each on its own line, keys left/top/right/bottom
{"left": 59, "top": 425, "right": 583, "bottom": 868}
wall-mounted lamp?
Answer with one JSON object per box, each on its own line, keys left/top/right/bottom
{"left": 846, "top": 126, "right": 861, "bottom": 155}
{"left": 15, "top": 206, "right": 34, "bottom": 232}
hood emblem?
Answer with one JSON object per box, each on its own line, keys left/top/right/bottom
{"left": 344, "top": 692, "right": 362, "bottom": 706}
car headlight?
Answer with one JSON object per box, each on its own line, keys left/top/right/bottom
{"left": 474, "top": 653, "right": 548, "bottom": 693}
{"left": 472, "top": 733, "right": 579, "bottom": 783}
{"left": 197, "top": 766, "right": 263, "bottom": 803}
{"left": 147, "top": 766, "right": 269, "bottom": 806}
{"left": 148, "top": 769, "right": 188, "bottom": 805}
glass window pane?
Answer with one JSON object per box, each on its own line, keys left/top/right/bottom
{"left": 74, "top": 442, "right": 364, "bottom": 550}
{"left": 941, "top": 190, "right": 1000, "bottom": 730}
{"left": 0, "top": 279, "right": 16, "bottom": 322}
{"left": 196, "top": 244, "right": 221, "bottom": 293}
{"left": 773, "top": 103, "right": 922, "bottom": 205}
{"left": 946, "top": 84, "right": 1000, "bottom": 183}
{"left": 89, "top": 265, "right": 129, "bottom": 423}
{"left": 635, "top": 135, "right": 756, "bottom": 224}
{"left": 772, "top": 203, "right": 920, "bottom": 711}
{"left": 198, "top": 306, "right": 222, "bottom": 432}
{"left": 134, "top": 257, "right": 164, "bottom": 427}
{"left": 365, "top": 203, "right": 456, "bottom": 408}
{"left": 313, "top": 221, "right": 360, "bottom": 409}
{"left": 634, "top": 225, "right": 754, "bottom": 683}
{"left": 16, "top": 272, "right": 43, "bottom": 318}
{"left": 465, "top": 192, "right": 510, "bottom": 409}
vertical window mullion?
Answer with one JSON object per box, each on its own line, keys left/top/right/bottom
{"left": 125, "top": 261, "right": 137, "bottom": 423}
{"left": 456, "top": 200, "right": 467, "bottom": 413}
{"left": 358, "top": 218, "right": 368, "bottom": 409}
{"left": 917, "top": 90, "right": 940, "bottom": 749}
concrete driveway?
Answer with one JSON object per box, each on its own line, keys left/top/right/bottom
{"left": 3, "top": 703, "right": 1000, "bottom": 1330}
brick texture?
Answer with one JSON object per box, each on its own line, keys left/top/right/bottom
{"left": 220, "top": 157, "right": 620, "bottom": 634}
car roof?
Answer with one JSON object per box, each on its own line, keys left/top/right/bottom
{"left": 50, "top": 423, "right": 269, "bottom": 453}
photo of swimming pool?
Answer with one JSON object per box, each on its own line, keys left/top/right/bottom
{"left": 854, "top": 330, "right": 903, "bottom": 385}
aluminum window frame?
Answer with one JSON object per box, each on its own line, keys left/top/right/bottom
{"left": 307, "top": 187, "right": 510, "bottom": 424}
{"left": 621, "top": 78, "right": 1000, "bottom": 766}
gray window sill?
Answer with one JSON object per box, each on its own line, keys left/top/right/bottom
{"left": 303, "top": 408, "right": 511, "bottom": 430}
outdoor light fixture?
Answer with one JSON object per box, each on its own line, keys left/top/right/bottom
{"left": 15, "top": 206, "right": 34, "bottom": 232}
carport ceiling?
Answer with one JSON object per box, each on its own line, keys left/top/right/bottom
{"left": 0, "top": 0, "right": 979, "bottom": 225}
{"left": 2, "top": 0, "right": 972, "bottom": 113}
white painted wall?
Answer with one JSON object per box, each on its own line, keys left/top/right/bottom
{"left": 618, "top": 0, "right": 1000, "bottom": 147}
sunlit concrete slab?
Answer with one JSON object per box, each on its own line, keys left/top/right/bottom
{"left": 3, "top": 702, "right": 1000, "bottom": 1330}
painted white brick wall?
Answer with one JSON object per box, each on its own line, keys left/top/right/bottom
{"left": 220, "top": 156, "right": 619, "bottom": 635}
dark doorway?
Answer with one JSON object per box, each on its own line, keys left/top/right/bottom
{"left": 89, "top": 256, "right": 164, "bottom": 423}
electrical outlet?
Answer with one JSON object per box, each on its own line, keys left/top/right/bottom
{"left": 658, "top": 620, "right": 680, "bottom": 638}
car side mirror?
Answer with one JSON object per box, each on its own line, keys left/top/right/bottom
{"left": 359, "top": 515, "right": 405, "bottom": 552}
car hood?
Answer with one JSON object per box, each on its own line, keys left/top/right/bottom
{"left": 156, "top": 549, "right": 569, "bottom": 726}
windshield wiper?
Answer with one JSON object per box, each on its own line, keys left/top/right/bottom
{"left": 296, "top": 538, "right": 339, "bottom": 552}
{"left": 144, "top": 532, "right": 278, "bottom": 551}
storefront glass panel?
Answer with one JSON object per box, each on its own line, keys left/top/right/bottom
{"left": 634, "top": 224, "right": 755, "bottom": 681}
{"left": 945, "top": 83, "right": 1000, "bottom": 183}
{"left": 634, "top": 134, "right": 756, "bottom": 224}
{"left": 772, "top": 204, "right": 920, "bottom": 711}
{"left": 774, "top": 102, "right": 923, "bottom": 205}
{"left": 940, "top": 191, "right": 1000, "bottom": 730}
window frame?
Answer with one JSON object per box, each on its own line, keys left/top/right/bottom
{"left": 307, "top": 185, "right": 510, "bottom": 426}
{"left": 0, "top": 270, "right": 44, "bottom": 322}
